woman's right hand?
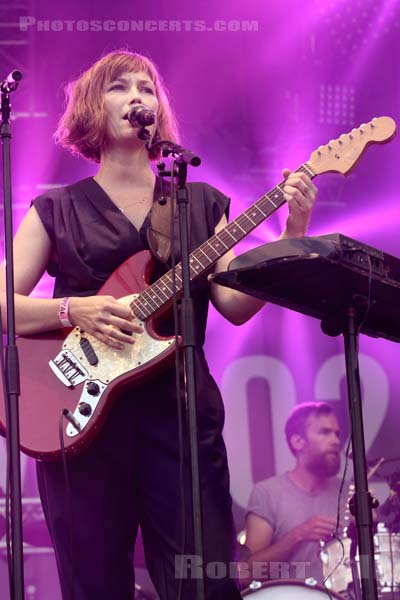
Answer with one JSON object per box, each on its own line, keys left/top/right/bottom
{"left": 68, "top": 295, "right": 143, "bottom": 349}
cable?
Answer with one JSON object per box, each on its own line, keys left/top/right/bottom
{"left": 354, "top": 251, "right": 373, "bottom": 349}
{"left": 59, "top": 410, "right": 75, "bottom": 600}
{"left": 0, "top": 303, "right": 15, "bottom": 597}
{"left": 322, "top": 437, "right": 352, "bottom": 598}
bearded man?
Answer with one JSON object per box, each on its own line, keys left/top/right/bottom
{"left": 244, "top": 402, "right": 343, "bottom": 584}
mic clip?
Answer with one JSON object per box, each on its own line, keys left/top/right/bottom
{"left": 138, "top": 127, "right": 151, "bottom": 141}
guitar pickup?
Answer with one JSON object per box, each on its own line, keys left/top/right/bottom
{"left": 79, "top": 337, "right": 99, "bottom": 366}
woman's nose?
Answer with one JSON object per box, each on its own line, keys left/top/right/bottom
{"left": 128, "top": 88, "right": 144, "bottom": 106}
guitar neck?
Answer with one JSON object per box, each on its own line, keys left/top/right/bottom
{"left": 132, "top": 163, "right": 314, "bottom": 320}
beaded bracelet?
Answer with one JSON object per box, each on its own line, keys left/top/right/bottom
{"left": 59, "top": 297, "right": 72, "bottom": 328}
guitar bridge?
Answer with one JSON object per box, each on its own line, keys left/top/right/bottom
{"left": 49, "top": 350, "right": 88, "bottom": 387}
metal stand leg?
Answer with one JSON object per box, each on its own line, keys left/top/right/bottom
{"left": 343, "top": 308, "right": 378, "bottom": 600}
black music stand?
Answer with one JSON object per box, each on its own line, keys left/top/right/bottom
{"left": 211, "top": 233, "right": 400, "bottom": 600}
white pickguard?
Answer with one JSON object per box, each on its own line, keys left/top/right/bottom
{"left": 62, "top": 294, "right": 174, "bottom": 385}
{"left": 49, "top": 294, "right": 175, "bottom": 437}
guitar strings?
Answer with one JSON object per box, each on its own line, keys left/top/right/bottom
{"left": 128, "top": 164, "right": 315, "bottom": 323}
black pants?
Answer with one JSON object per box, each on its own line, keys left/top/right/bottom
{"left": 37, "top": 358, "right": 242, "bottom": 600}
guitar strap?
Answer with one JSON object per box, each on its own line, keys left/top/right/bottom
{"left": 147, "top": 180, "right": 192, "bottom": 264}
{"left": 147, "top": 183, "right": 177, "bottom": 264}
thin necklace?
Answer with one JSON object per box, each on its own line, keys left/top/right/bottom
{"left": 117, "top": 196, "right": 152, "bottom": 212}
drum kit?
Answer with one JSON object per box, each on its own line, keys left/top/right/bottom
{"left": 241, "top": 528, "right": 400, "bottom": 599}
{"left": 242, "top": 579, "right": 344, "bottom": 598}
{"left": 241, "top": 468, "right": 400, "bottom": 599}
{"left": 320, "top": 467, "right": 400, "bottom": 599}
{"left": 319, "top": 524, "right": 400, "bottom": 599}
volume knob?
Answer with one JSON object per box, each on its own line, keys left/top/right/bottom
{"left": 78, "top": 402, "right": 92, "bottom": 417}
{"left": 86, "top": 382, "right": 100, "bottom": 396}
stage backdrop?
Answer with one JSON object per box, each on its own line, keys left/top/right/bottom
{"left": 1, "top": 0, "right": 400, "bottom": 597}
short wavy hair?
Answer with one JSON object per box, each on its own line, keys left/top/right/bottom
{"left": 285, "top": 402, "right": 334, "bottom": 456}
{"left": 54, "top": 49, "right": 180, "bottom": 162}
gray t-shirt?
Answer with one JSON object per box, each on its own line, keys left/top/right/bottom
{"left": 246, "top": 473, "right": 344, "bottom": 583}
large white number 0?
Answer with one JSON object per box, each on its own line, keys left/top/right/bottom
{"left": 222, "top": 355, "right": 296, "bottom": 509}
{"left": 222, "top": 353, "right": 389, "bottom": 511}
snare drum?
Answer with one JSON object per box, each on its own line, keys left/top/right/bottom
{"left": 242, "top": 579, "right": 344, "bottom": 598}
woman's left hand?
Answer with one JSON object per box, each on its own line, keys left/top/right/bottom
{"left": 281, "top": 168, "right": 318, "bottom": 238}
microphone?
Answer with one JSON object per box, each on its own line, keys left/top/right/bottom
{"left": 126, "top": 105, "right": 156, "bottom": 128}
{"left": 0, "top": 69, "right": 23, "bottom": 93}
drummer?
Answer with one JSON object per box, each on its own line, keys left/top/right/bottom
{"left": 244, "top": 402, "right": 344, "bottom": 584}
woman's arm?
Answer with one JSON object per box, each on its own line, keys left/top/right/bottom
{"left": 210, "top": 170, "right": 317, "bottom": 324}
{"left": 0, "top": 207, "right": 141, "bottom": 348}
{"left": 0, "top": 206, "right": 61, "bottom": 332}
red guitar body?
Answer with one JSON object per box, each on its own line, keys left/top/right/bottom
{"left": 0, "top": 251, "right": 177, "bottom": 459}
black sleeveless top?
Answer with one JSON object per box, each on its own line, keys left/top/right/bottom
{"left": 32, "top": 176, "right": 230, "bottom": 348}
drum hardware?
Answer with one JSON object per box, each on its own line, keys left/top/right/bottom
{"left": 379, "top": 469, "right": 400, "bottom": 534}
{"left": 321, "top": 457, "right": 384, "bottom": 596}
{"left": 241, "top": 579, "right": 345, "bottom": 597}
{"left": 321, "top": 523, "right": 400, "bottom": 597}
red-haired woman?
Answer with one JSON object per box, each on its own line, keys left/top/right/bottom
{"left": 1, "top": 50, "right": 317, "bottom": 599}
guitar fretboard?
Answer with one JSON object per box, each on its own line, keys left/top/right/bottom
{"left": 132, "top": 163, "right": 314, "bottom": 320}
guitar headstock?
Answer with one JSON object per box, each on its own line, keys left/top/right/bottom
{"left": 307, "top": 116, "right": 397, "bottom": 176}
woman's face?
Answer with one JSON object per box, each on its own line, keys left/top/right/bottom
{"left": 102, "top": 70, "right": 159, "bottom": 149}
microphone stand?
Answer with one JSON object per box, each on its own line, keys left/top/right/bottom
{"left": 175, "top": 159, "right": 205, "bottom": 600}
{"left": 0, "top": 74, "right": 25, "bottom": 598}
{"left": 323, "top": 308, "right": 379, "bottom": 600}
{"left": 342, "top": 311, "right": 378, "bottom": 600}
{"left": 146, "top": 135, "right": 205, "bottom": 600}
